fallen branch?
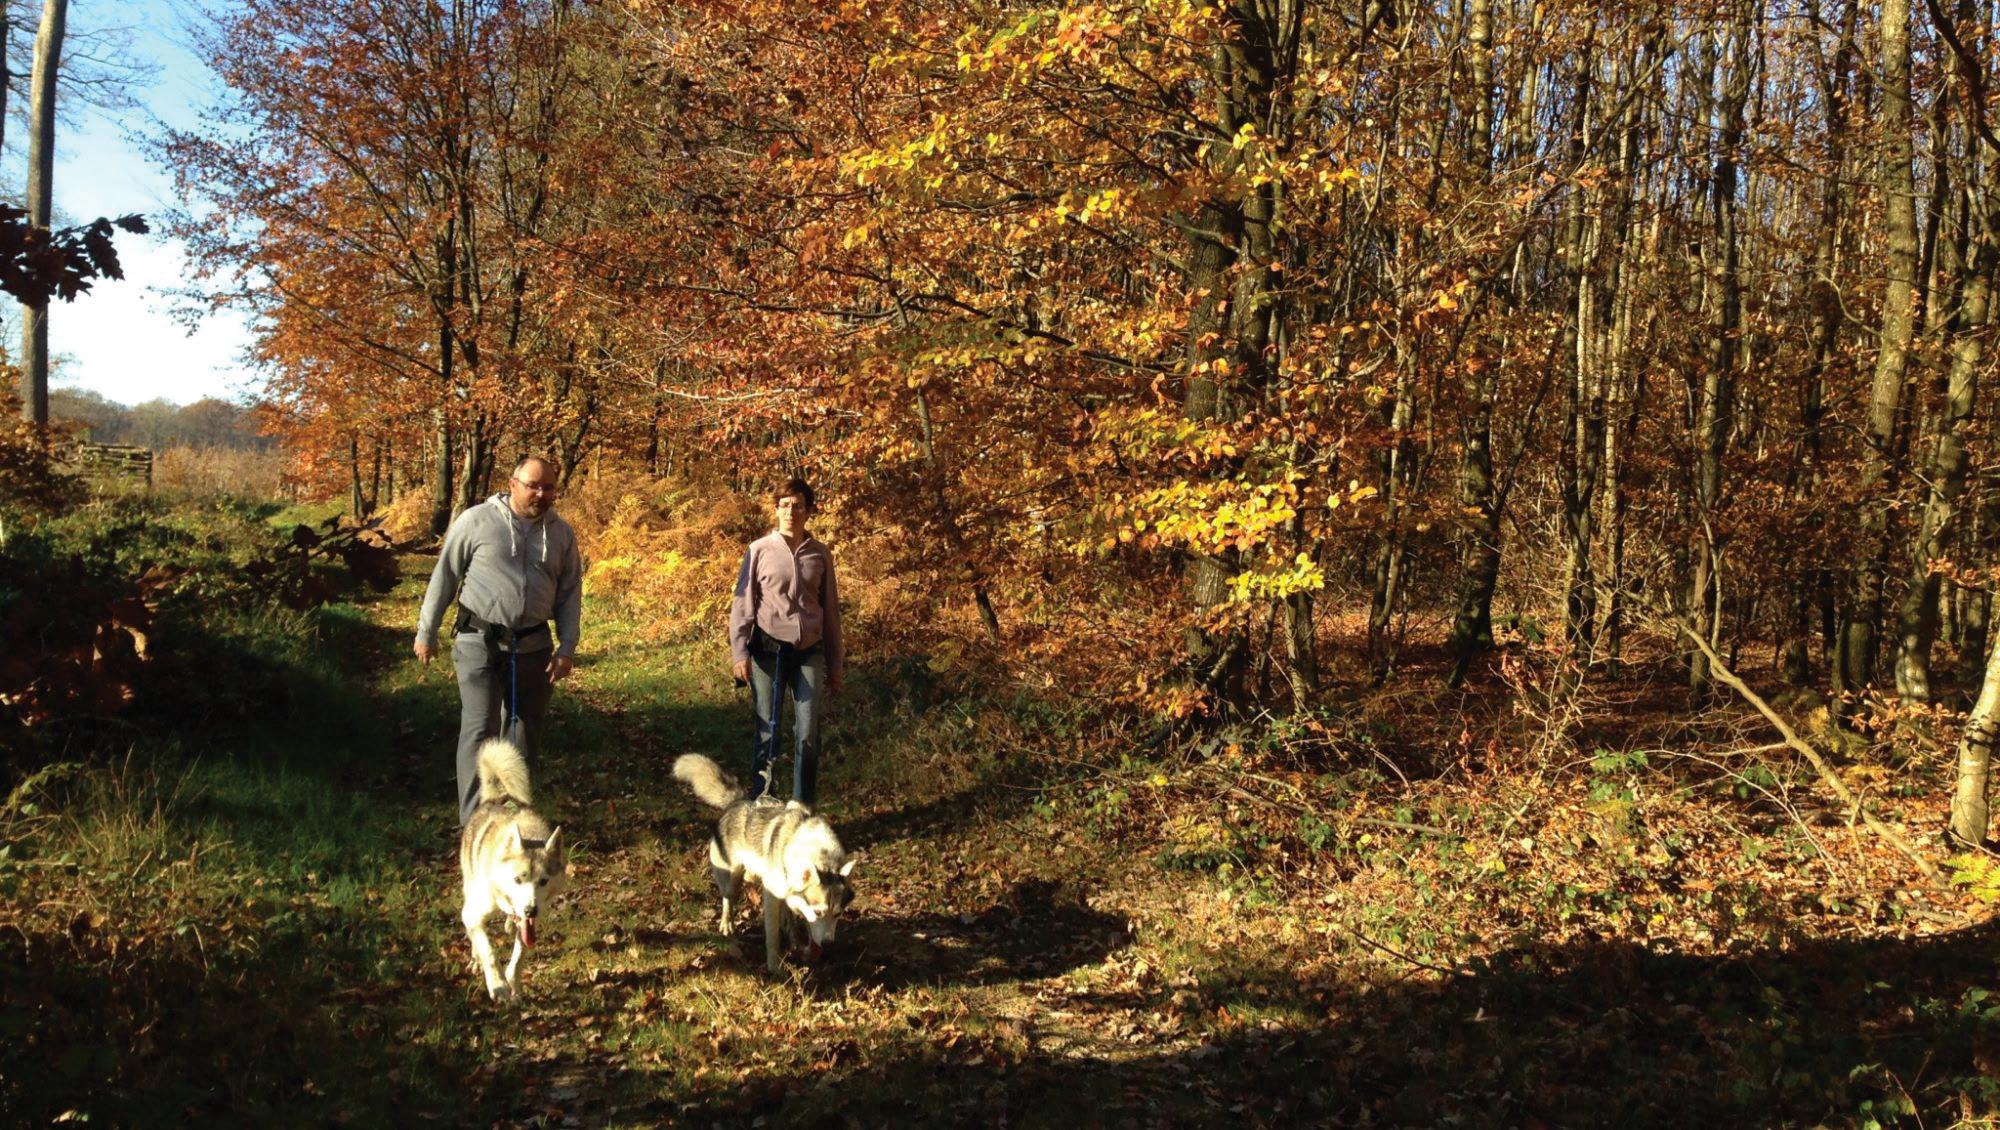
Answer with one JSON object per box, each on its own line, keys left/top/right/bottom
{"left": 1199, "top": 766, "right": 1452, "bottom": 837}
{"left": 1333, "top": 920, "right": 1472, "bottom": 978}
{"left": 1675, "top": 619, "right": 1941, "bottom": 885}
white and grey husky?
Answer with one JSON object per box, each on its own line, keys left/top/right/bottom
{"left": 459, "top": 738, "right": 568, "bottom": 1002}
{"left": 671, "top": 753, "right": 855, "bottom": 974}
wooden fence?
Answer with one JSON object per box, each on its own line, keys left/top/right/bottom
{"left": 58, "top": 442, "right": 154, "bottom": 492}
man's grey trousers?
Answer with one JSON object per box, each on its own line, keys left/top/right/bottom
{"left": 453, "top": 634, "right": 554, "bottom": 824}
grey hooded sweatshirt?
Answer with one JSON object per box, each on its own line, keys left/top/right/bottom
{"left": 416, "top": 492, "right": 583, "bottom": 656}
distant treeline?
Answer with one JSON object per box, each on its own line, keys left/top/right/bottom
{"left": 51, "top": 390, "right": 273, "bottom": 452}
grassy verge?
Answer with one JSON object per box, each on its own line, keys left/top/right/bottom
{"left": 3, "top": 504, "right": 1999, "bottom": 1126}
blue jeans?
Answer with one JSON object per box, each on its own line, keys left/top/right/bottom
{"left": 749, "top": 643, "right": 825, "bottom": 805}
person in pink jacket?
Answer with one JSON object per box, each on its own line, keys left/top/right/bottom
{"left": 729, "top": 477, "right": 843, "bottom": 804}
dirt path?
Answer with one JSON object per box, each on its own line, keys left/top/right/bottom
{"left": 380, "top": 594, "right": 1195, "bottom": 1127}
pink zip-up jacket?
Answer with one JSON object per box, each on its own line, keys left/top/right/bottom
{"left": 729, "top": 531, "right": 842, "bottom": 677}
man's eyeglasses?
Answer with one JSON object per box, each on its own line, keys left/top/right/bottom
{"left": 512, "top": 477, "right": 560, "bottom": 495}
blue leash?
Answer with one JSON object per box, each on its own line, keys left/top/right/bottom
{"left": 504, "top": 630, "right": 521, "bottom": 746}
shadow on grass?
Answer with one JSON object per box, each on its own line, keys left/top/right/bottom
{"left": 0, "top": 904, "right": 510, "bottom": 1126}
{"left": 632, "top": 917, "right": 2000, "bottom": 1128}
{"left": 15, "top": 887, "right": 1996, "bottom": 1127}
{"left": 806, "top": 878, "right": 1132, "bottom": 994}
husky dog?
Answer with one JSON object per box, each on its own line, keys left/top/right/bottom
{"left": 672, "top": 753, "right": 855, "bottom": 974}
{"left": 459, "top": 738, "right": 568, "bottom": 1001}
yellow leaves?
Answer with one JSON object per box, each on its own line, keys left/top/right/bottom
{"left": 1101, "top": 479, "right": 1300, "bottom": 557}
{"left": 1325, "top": 480, "right": 1378, "bottom": 510}
{"left": 844, "top": 114, "right": 960, "bottom": 191}
{"left": 1226, "top": 552, "right": 1326, "bottom": 603}
{"left": 1093, "top": 407, "right": 1252, "bottom": 467}
{"left": 955, "top": 6, "right": 1096, "bottom": 78}
{"left": 1422, "top": 277, "right": 1472, "bottom": 317}
{"left": 1060, "top": 185, "right": 1129, "bottom": 225}
{"left": 1295, "top": 161, "right": 1364, "bottom": 197}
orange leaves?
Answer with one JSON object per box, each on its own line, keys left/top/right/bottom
{"left": 1417, "top": 276, "right": 1473, "bottom": 324}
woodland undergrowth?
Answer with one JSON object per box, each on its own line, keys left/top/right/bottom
{"left": 2, "top": 478, "right": 1998, "bottom": 1127}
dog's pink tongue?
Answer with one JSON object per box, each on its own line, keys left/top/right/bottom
{"left": 521, "top": 917, "right": 537, "bottom": 948}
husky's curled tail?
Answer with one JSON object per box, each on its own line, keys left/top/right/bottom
{"left": 673, "top": 752, "right": 745, "bottom": 810}
{"left": 478, "top": 738, "right": 534, "bottom": 807}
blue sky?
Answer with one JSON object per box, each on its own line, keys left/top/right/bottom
{"left": 28, "top": 0, "right": 256, "bottom": 407}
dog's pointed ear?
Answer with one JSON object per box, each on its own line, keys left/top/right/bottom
{"left": 507, "top": 824, "right": 525, "bottom": 853}
{"left": 544, "top": 826, "right": 564, "bottom": 855}
{"left": 838, "top": 857, "right": 857, "bottom": 877}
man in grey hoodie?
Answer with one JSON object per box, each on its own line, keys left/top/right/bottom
{"left": 414, "top": 455, "right": 584, "bottom": 824}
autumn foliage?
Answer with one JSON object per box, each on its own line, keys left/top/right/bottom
{"left": 169, "top": 0, "right": 2000, "bottom": 755}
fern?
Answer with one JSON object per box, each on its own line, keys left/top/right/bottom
{"left": 1946, "top": 853, "right": 2000, "bottom": 904}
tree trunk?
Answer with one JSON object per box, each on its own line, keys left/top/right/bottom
{"left": 349, "top": 433, "right": 366, "bottom": 520}
{"left": 1282, "top": 590, "right": 1317, "bottom": 712}
{"left": 18, "top": 0, "right": 68, "bottom": 426}
{"left": 1560, "top": 35, "right": 1605, "bottom": 663}
{"left": 1960, "top": 473, "right": 1997, "bottom": 686}
{"left": 1180, "top": 0, "right": 1294, "bottom": 711}
{"left": 1690, "top": 2, "right": 1751, "bottom": 704}
{"left": 1446, "top": 0, "right": 1499, "bottom": 688}
{"left": 1950, "top": 626, "right": 2000, "bottom": 844}
{"left": 1181, "top": 199, "right": 1247, "bottom": 703}
{"left": 1599, "top": 273, "right": 1636, "bottom": 678}
{"left": 913, "top": 385, "right": 1002, "bottom": 644}
{"left": 1963, "top": 587, "right": 1993, "bottom": 688}
{"left": 1782, "top": 0, "right": 1855, "bottom": 686}
{"left": 1833, "top": 0, "right": 1918, "bottom": 704}
{"left": 1893, "top": 201, "right": 1992, "bottom": 699}
{"left": 430, "top": 409, "right": 454, "bottom": 538}
{"left": 1598, "top": 26, "right": 1661, "bottom": 681}
{"left": 1367, "top": 350, "right": 1416, "bottom": 679}
{"left": 457, "top": 413, "right": 489, "bottom": 517}
{"left": 0, "top": 7, "right": 11, "bottom": 159}
{"left": 0, "top": 13, "right": 10, "bottom": 157}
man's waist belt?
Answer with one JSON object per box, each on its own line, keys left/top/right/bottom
{"left": 457, "top": 608, "right": 551, "bottom": 649}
